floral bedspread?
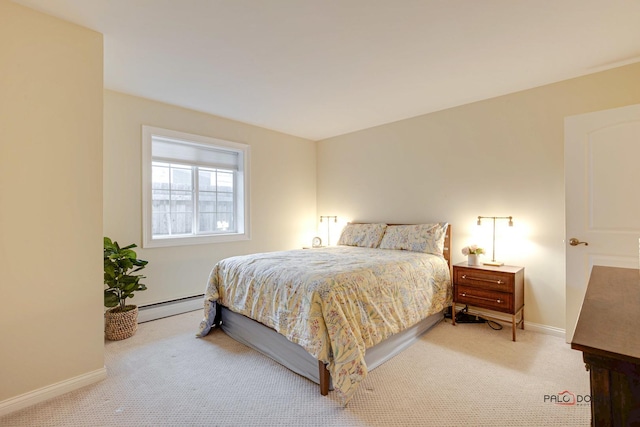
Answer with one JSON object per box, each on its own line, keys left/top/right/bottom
{"left": 197, "top": 246, "right": 451, "bottom": 403}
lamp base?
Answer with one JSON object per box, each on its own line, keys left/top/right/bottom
{"left": 483, "top": 260, "right": 504, "bottom": 266}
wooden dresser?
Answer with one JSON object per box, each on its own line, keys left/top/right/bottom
{"left": 571, "top": 266, "right": 640, "bottom": 426}
{"left": 452, "top": 263, "right": 524, "bottom": 341}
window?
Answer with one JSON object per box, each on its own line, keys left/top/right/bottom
{"left": 142, "top": 126, "right": 250, "bottom": 247}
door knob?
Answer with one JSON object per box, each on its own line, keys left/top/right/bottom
{"left": 569, "top": 238, "right": 588, "bottom": 246}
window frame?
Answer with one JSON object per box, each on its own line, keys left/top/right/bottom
{"left": 142, "top": 126, "right": 250, "bottom": 248}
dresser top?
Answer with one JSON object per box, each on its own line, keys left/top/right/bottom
{"left": 454, "top": 263, "right": 523, "bottom": 274}
{"left": 571, "top": 265, "right": 640, "bottom": 363}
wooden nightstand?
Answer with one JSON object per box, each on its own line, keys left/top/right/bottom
{"left": 452, "top": 263, "right": 524, "bottom": 341}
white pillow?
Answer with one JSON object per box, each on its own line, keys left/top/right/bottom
{"left": 337, "top": 223, "right": 388, "bottom": 248}
{"left": 379, "top": 223, "right": 448, "bottom": 255}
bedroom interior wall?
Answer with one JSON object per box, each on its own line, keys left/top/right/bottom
{"left": 103, "top": 90, "right": 317, "bottom": 308}
{"left": 316, "top": 62, "right": 640, "bottom": 333}
{"left": 0, "top": 0, "right": 104, "bottom": 405}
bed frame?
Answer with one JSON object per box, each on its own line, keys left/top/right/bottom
{"left": 216, "top": 223, "right": 452, "bottom": 396}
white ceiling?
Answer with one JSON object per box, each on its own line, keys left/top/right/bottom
{"left": 14, "top": 0, "right": 640, "bottom": 140}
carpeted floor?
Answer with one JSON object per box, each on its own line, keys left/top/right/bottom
{"left": 0, "top": 310, "right": 591, "bottom": 426}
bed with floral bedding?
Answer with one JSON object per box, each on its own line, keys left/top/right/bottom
{"left": 197, "top": 222, "right": 451, "bottom": 404}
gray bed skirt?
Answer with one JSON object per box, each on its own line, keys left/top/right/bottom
{"left": 219, "top": 305, "right": 444, "bottom": 389}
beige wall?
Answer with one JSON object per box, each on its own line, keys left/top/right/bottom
{"left": 0, "top": 0, "right": 104, "bottom": 402}
{"left": 3, "top": 0, "right": 638, "bottom": 409}
{"left": 317, "top": 62, "right": 640, "bottom": 332}
{"left": 103, "top": 91, "right": 317, "bottom": 306}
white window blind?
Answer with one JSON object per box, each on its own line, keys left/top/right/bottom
{"left": 152, "top": 137, "right": 239, "bottom": 170}
{"left": 142, "top": 126, "right": 250, "bottom": 248}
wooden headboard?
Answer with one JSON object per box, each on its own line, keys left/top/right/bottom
{"left": 443, "top": 224, "right": 451, "bottom": 268}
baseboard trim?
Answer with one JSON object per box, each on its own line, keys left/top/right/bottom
{"left": 459, "top": 306, "right": 566, "bottom": 338}
{"left": 0, "top": 367, "right": 107, "bottom": 417}
{"left": 523, "top": 321, "right": 566, "bottom": 338}
{"left": 137, "top": 294, "right": 204, "bottom": 323}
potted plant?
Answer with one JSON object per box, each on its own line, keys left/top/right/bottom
{"left": 103, "top": 237, "right": 148, "bottom": 340}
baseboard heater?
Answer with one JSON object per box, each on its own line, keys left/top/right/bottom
{"left": 137, "top": 294, "right": 204, "bottom": 323}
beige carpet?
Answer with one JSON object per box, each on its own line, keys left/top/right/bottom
{"left": 1, "top": 311, "right": 591, "bottom": 426}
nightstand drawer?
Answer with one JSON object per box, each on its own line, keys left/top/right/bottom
{"left": 454, "top": 268, "right": 512, "bottom": 292}
{"left": 455, "top": 285, "right": 512, "bottom": 312}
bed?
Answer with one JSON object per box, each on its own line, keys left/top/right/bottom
{"left": 197, "top": 222, "right": 452, "bottom": 404}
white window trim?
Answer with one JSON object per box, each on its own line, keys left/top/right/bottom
{"left": 142, "top": 125, "right": 250, "bottom": 248}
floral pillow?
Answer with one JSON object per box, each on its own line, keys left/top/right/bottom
{"left": 337, "top": 223, "right": 388, "bottom": 248}
{"left": 379, "top": 222, "right": 448, "bottom": 256}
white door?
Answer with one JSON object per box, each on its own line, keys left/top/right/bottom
{"left": 565, "top": 103, "right": 640, "bottom": 342}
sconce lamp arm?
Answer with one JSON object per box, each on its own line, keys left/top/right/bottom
{"left": 319, "top": 216, "right": 338, "bottom": 246}
{"left": 477, "top": 216, "right": 514, "bottom": 263}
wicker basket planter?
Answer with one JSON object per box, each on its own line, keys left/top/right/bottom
{"left": 104, "top": 305, "right": 138, "bottom": 341}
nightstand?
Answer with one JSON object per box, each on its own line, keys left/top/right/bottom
{"left": 452, "top": 263, "right": 524, "bottom": 341}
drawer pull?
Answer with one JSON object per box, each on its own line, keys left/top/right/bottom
{"left": 461, "top": 274, "right": 504, "bottom": 285}
{"left": 460, "top": 292, "right": 503, "bottom": 304}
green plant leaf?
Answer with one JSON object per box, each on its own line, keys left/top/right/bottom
{"left": 104, "top": 290, "right": 119, "bottom": 307}
{"left": 121, "top": 249, "right": 136, "bottom": 258}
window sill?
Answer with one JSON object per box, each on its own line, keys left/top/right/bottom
{"left": 142, "top": 232, "right": 250, "bottom": 248}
